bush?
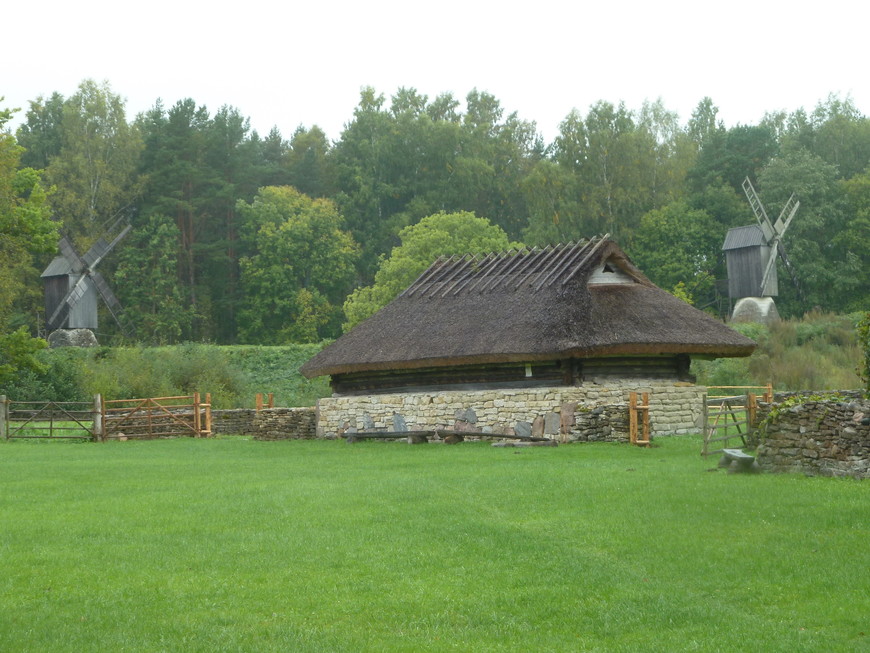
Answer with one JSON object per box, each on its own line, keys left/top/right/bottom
{"left": 1, "top": 347, "right": 89, "bottom": 402}
{"left": 858, "top": 311, "right": 870, "bottom": 396}
{"left": 693, "top": 312, "right": 862, "bottom": 391}
{"left": 2, "top": 342, "right": 331, "bottom": 408}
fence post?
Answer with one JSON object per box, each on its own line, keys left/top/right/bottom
{"left": 765, "top": 383, "right": 773, "bottom": 403}
{"left": 204, "top": 393, "right": 212, "bottom": 437}
{"left": 268, "top": 393, "right": 274, "bottom": 409}
{"left": 93, "top": 394, "right": 103, "bottom": 442}
{"left": 701, "top": 392, "right": 709, "bottom": 456}
{"left": 629, "top": 392, "right": 638, "bottom": 444}
{"left": 747, "top": 393, "right": 757, "bottom": 435}
{"left": 641, "top": 392, "right": 650, "bottom": 443}
{"left": 256, "top": 393, "right": 263, "bottom": 412}
{"left": 193, "top": 392, "right": 201, "bottom": 437}
{"left": 0, "top": 395, "right": 7, "bottom": 440}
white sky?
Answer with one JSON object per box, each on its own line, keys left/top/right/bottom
{"left": 4, "top": 0, "right": 867, "bottom": 144}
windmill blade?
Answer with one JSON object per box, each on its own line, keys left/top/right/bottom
{"left": 759, "top": 240, "right": 778, "bottom": 296}
{"left": 82, "top": 237, "right": 110, "bottom": 269}
{"left": 58, "top": 235, "right": 86, "bottom": 274}
{"left": 47, "top": 274, "right": 90, "bottom": 328}
{"left": 89, "top": 270, "right": 129, "bottom": 334}
{"left": 742, "top": 177, "right": 775, "bottom": 242}
{"left": 774, "top": 195, "right": 799, "bottom": 236}
{"left": 82, "top": 222, "right": 132, "bottom": 270}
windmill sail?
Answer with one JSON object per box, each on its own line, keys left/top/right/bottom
{"left": 42, "top": 222, "right": 132, "bottom": 334}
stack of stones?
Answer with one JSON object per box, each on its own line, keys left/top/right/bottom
{"left": 755, "top": 392, "right": 869, "bottom": 478}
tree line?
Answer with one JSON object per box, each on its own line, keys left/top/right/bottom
{"left": 2, "top": 80, "right": 869, "bottom": 356}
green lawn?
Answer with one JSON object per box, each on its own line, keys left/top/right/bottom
{"left": 1, "top": 437, "right": 867, "bottom": 652}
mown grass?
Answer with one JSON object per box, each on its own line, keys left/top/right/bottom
{"left": 1, "top": 437, "right": 867, "bottom": 652}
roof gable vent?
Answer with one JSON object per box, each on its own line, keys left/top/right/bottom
{"left": 588, "top": 258, "right": 635, "bottom": 285}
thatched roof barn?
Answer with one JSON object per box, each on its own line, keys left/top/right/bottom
{"left": 302, "top": 237, "right": 755, "bottom": 395}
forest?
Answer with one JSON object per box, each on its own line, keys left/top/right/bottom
{"left": 1, "top": 80, "right": 869, "bottom": 365}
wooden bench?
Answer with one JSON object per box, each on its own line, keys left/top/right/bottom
{"left": 720, "top": 448, "right": 761, "bottom": 474}
{"left": 345, "top": 429, "right": 551, "bottom": 445}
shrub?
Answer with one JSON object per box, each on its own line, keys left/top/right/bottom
{"left": 693, "top": 312, "right": 861, "bottom": 391}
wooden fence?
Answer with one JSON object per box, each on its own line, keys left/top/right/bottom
{"left": 255, "top": 393, "right": 274, "bottom": 411}
{"left": 1, "top": 394, "right": 211, "bottom": 441}
{"left": 99, "top": 393, "right": 212, "bottom": 440}
{"left": 629, "top": 391, "right": 650, "bottom": 446}
{"left": 702, "top": 384, "right": 772, "bottom": 457}
{"left": 0, "top": 396, "right": 96, "bottom": 440}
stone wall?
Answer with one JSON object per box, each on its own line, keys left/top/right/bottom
{"left": 316, "top": 380, "right": 706, "bottom": 441}
{"left": 211, "top": 407, "right": 317, "bottom": 440}
{"left": 211, "top": 408, "right": 260, "bottom": 436}
{"left": 755, "top": 391, "right": 869, "bottom": 478}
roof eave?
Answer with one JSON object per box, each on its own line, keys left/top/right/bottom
{"left": 301, "top": 342, "right": 757, "bottom": 379}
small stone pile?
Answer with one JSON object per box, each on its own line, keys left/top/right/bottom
{"left": 756, "top": 392, "right": 869, "bottom": 478}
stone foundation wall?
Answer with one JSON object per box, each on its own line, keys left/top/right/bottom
{"left": 211, "top": 407, "right": 317, "bottom": 440}
{"left": 755, "top": 391, "right": 869, "bottom": 478}
{"left": 316, "top": 380, "right": 705, "bottom": 441}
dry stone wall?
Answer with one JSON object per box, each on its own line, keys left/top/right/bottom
{"left": 211, "top": 407, "right": 317, "bottom": 440}
{"left": 756, "top": 391, "right": 869, "bottom": 478}
{"left": 317, "top": 380, "right": 705, "bottom": 441}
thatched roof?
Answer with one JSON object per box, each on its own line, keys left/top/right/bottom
{"left": 301, "top": 237, "right": 755, "bottom": 378}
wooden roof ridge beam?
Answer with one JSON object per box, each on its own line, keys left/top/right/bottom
{"left": 561, "top": 233, "right": 610, "bottom": 286}
{"left": 515, "top": 243, "right": 564, "bottom": 290}
{"left": 476, "top": 247, "right": 532, "bottom": 293}
{"left": 439, "top": 252, "right": 496, "bottom": 298}
{"left": 402, "top": 255, "right": 459, "bottom": 297}
{"left": 533, "top": 239, "right": 591, "bottom": 291}
{"left": 480, "top": 246, "right": 539, "bottom": 292}
{"left": 489, "top": 245, "right": 544, "bottom": 292}
{"left": 425, "top": 253, "right": 476, "bottom": 298}
{"left": 447, "top": 250, "right": 504, "bottom": 296}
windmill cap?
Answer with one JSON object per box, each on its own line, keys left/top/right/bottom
{"left": 723, "top": 225, "right": 765, "bottom": 251}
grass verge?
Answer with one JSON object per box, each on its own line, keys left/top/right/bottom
{"left": 0, "top": 437, "right": 867, "bottom": 652}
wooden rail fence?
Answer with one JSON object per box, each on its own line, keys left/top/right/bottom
{"left": 1, "top": 393, "right": 212, "bottom": 441}
{"left": 100, "top": 393, "right": 212, "bottom": 440}
{"left": 0, "top": 395, "right": 96, "bottom": 440}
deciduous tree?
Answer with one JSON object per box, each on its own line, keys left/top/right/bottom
{"left": 237, "top": 186, "right": 358, "bottom": 343}
{"left": 343, "top": 211, "right": 518, "bottom": 330}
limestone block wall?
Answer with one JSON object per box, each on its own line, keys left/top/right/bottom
{"left": 211, "top": 407, "right": 317, "bottom": 440}
{"left": 316, "top": 380, "right": 705, "bottom": 440}
{"left": 755, "top": 392, "right": 869, "bottom": 478}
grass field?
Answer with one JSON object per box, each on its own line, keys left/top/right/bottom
{"left": 1, "top": 437, "right": 867, "bottom": 652}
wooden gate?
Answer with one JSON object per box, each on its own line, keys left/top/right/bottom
{"left": 99, "top": 393, "right": 212, "bottom": 441}
{"left": 702, "top": 385, "right": 771, "bottom": 457}
{"left": 0, "top": 396, "right": 96, "bottom": 440}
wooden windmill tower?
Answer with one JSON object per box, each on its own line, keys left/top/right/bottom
{"left": 41, "top": 218, "right": 132, "bottom": 338}
{"left": 722, "top": 177, "right": 800, "bottom": 321}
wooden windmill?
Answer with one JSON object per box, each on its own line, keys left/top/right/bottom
{"left": 722, "top": 177, "right": 801, "bottom": 319}
{"left": 41, "top": 218, "right": 132, "bottom": 335}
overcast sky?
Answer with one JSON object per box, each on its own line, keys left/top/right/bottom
{"left": 4, "top": 0, "right": 866, "bottom": 144}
